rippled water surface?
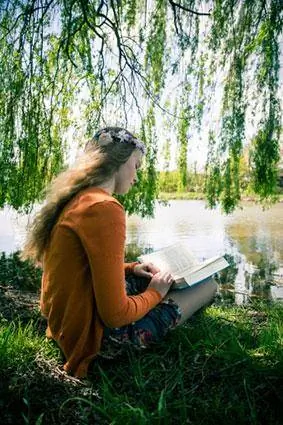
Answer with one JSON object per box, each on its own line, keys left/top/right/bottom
{"left": 126, "top": 201, "right": 283, "bottom": 304}
{"left": 1, "top": 200, "right": 283, "bottom": 304}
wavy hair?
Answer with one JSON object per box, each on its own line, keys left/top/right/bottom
{"left": 22, "top": 129, "right": 138, "bottom": 263}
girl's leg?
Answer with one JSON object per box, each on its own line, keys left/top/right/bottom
{"left": 164, "top": 277, "right": 217, "bottom": 325}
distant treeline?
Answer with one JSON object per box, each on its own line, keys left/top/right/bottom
{"left": 158, "top": 170, "right": 205, "bottom": 193}
{"left": 158, "top": 168, "right": 283, "bottom": 194}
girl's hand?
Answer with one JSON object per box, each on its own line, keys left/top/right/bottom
{"left": 148, "top": 271, "right": 175, "bottom": 298}
{"left": 133, "top": 262, "right": 160, "bottom": 279}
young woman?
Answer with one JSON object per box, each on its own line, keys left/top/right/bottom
{"left": 22, "top": 127, "right": 217, "bottom": 378}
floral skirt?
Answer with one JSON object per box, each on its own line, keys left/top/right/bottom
{"left": 99, "top": 274, "right": 182, "bottom": 358}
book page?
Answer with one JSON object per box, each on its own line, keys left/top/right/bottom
{"left": 138, "top": 243, "right": 199, "bottom": 277}
{"left": 182, "top": 256, "right": 229, "bottom": 286}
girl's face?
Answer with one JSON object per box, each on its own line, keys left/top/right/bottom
{"left": 114, "top": 150, "right": 143, "bottom": 194}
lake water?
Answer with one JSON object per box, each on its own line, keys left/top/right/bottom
{"left": 1, "top": 200, "right": 283, "bottom": 304}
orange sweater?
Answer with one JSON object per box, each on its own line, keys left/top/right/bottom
{"left": 41, "top": 187, "right": 161, "bottom": 377}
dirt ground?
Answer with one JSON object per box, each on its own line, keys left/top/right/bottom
{"left": 0, "top": 285, "right": 46, "bottom": 329}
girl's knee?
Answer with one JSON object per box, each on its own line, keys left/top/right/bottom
{"left": 202, "top": 277, "right": 218, "bottom": 302}
{"left": 209, "top": 277, "right": 218, "bottom": 294}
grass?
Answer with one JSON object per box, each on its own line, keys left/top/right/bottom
{"left": 0, "top": 252, "right": 282, "bottom": 424}
{"left": 157, "top": 191, "right": 283, "bottom": 203}
{"left": 0, "top": 297, "right": 282, "bottom": 424}
{"left": 157, "top": 192, "right": 205, "bottom": 201}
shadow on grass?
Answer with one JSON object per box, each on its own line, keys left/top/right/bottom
{"left": 0, "top": 285, "right": 282, "bottom": 425}
{"left": 85, "top": 307, "right": 283, "bottom": 425}
{"left": 0, "top": 285, "right": 46, "bottom": 333}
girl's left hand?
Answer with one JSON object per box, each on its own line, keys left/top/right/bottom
{"left": 133, "top": 262, "right": 160, "bottom": 279}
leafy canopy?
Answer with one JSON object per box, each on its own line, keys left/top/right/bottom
{"left": 0, "top": 0, "right": 282, "bottom": 214}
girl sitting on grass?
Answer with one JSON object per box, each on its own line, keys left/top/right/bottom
{"left": 22, "top": 127, "right": 217, "bottom": 378}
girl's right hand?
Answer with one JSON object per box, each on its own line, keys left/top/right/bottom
{"left": 148, "top": 271, "right": 175, "bottom": 298}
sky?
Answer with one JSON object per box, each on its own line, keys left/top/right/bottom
{"left": 64, "top": 7, "right": 283, "bottom": 173}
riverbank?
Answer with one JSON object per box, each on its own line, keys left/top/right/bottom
{"left": 0, "top": 254, "right": 282, "bottom": 424}
{"left": 157, "top": 191, "right": 205, "bottom": 201}
{"left": 1, "top": 289, "right": 282, "bottom": 424}
{"left": 158, "top": 191, "right": 283, "bottom": 202}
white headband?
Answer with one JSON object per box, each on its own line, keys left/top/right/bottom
{"left": 95, "top": 128, "right": 146, "bottom": 155}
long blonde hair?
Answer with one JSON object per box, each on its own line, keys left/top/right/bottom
{"left": 22, "top": 137, "right": 137, "bottom": 264}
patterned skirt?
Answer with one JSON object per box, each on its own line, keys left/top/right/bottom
{"left": 99, "top": 274, "right": 182, "bottom": 358}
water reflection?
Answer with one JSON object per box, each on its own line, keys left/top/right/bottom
{"left": 126, "top": 201, "right": 283, "bottom": 305}
{"left": 0, "top": 200, "right": 283, "bottom": 304}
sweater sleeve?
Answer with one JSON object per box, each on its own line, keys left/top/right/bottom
{"left": 124, "top": 261, "right": 139, "bottom": 275}
{"left": 73, "top": 200, "right": 161, "bottom": 328}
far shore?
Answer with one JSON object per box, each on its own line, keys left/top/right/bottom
{"left": 157, "top": 191, "right": 283, "bottom": 203}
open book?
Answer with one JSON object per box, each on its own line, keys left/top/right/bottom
{"left": 138, "top": 242, "right": 229, "bottom": 290}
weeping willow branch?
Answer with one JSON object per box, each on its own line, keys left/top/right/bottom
{"left": 0, "top": 0, "right": 282, "bottom": 215}
{"left": 168, "top": 0, "right": 211, "bottom": 16}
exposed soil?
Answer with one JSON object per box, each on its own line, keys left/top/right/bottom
{"left": 0, "top": 284, "right": 45, "bottom": 327}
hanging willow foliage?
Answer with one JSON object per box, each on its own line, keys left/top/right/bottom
{"left": 0, "top": 0, "right": 282, "bottom": 214}
{"left": 206, "top": 0, "right": 282, "bottom": 211}
{"left": 177, "top": 103, "right": 191, "bottom": 191}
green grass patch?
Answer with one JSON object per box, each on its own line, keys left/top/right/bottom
{"left": 0, "top": 251, "right": 282, "bottom": 423}
{"left": 158, "top": 191, "right": 283, "bottom": 203}
{"left": 0, "top": 301, "right": 282, "bottom": 424}
{"left": 157, "top": 191, "right": 205, "bottom": 201}
{"left": 0, "top": 251, "right": 41, "bottom": 291}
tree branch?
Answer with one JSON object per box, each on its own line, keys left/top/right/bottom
{"left": 168, "top": 0, "right": 211, "bottom": 16}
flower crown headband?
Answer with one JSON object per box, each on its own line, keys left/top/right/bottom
{"left": 94, "top": 128, "right": 146, "bottom": 155}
